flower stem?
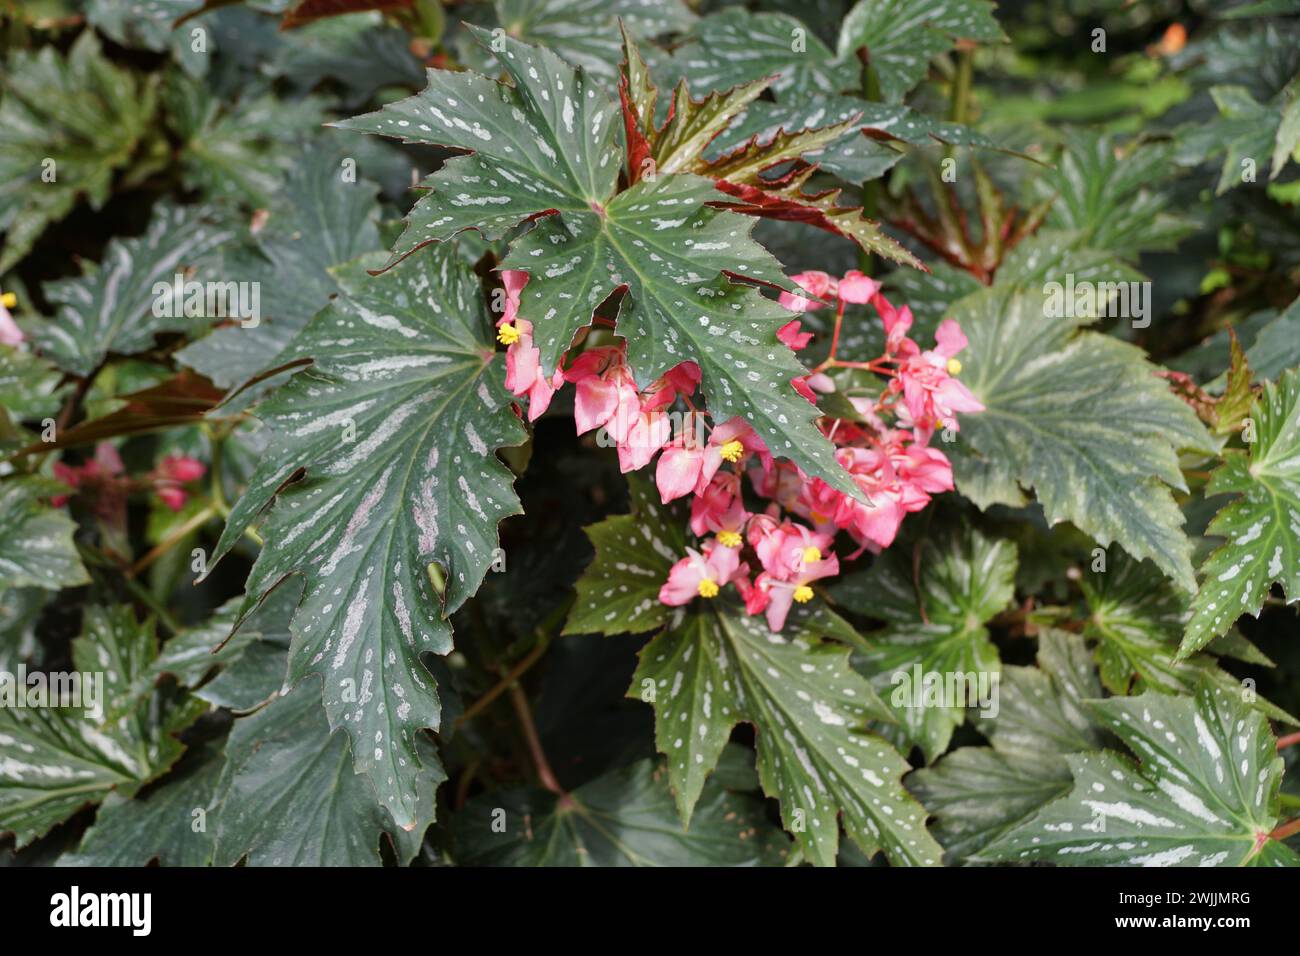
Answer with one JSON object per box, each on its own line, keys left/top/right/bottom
{"left": 126, "top": 505, "right": 216, "bottom": 579}
{"left": 456, "top": 635, "right": 552, "bottom": 728}
{"left": 1277, "top": 731, "right": 1300, "bottom": 751}
{"left": 508, "top": 680, "right": 564, "bottom": 795}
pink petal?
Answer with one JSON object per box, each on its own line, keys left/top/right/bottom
{"left": 655, "top": 444, "right": 703, "bottom": 503}
{"left": 837, "top": 270, "right": 881, "bottom": 304}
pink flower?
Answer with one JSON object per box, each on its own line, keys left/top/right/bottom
{"left": 689, "top": 472, "right": 748, "bottom": 539}
{"left": 778, "top": 271, "right": 835, "bottom": 313}
{"left": 659, "top": 540, "right": 743, "bottom": 605}
{"left": 50, "top": 443, "right": 126, "bottom": 507}
{"left": 156, "top": 487, "right": 188, "bottom": 512}
{"left": 500, "top": 315, "right": 563, "bottom": 421}
{"left": 499, "top": 270, "right": 528, "bottom": 324}
{"left": 748, "top": 516, "right": 834, "bottom": 581}
{"left": 655, "top": 416, "right": 770, "bottom": 502}
{"left": 641, "top": 361, "right": 701, "bottom": 412}
{"left": 0, "top": 297, "right": 23, "bottom": 347}
{"left": 616, "top": 408, "right": 672, "bottom": 472}
{"left": 752, "top": 550, "right": 839, "bottom": 631}
{"left": 777, "top": 319, "right": 814, "bottom": 351}
{"left": 894, "top": 318, "right": 984, "bottom": 435}
{"left": 567, "top": 348, "right": 640, "bottom": 439}
{"left": 495, "top": 272, "right": 565, "bottom": 422}
{"left": 837, "top": 270, "right": 881, "bottom": 304}
{"left": 157, "top": 455, "right": 206, "bottom": 483}
{"left": 152, "top": 454, "right": 207, "bottom": 512}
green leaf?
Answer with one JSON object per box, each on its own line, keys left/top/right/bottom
{"left": 0, "top": 477, "right": 89, "bottom": 592}
{"left": 836, "top": 0, "right": 1005, "bottom": 103}
{"left": 213, "top": 681, "right": 442, "bottom": 866}
{"left": 563, "top": 474, "right": 687, "bottom": 636}
{"left": 1181, "top": 368, "right": 1300, "bottom": 656}
{"left": 0, "top": 606, "right": 205, "bottom": 848}
{"left": 32, "top": 202, "right": 236, "bottom": 377}
{"left": 635, "top": 599, "right": 938, "bottom": 865}
{"left": 705, "top": 97, "right": 1001, "bottom": 185}
{"left": 0, "top": 589, "right": 45, "bottom": 672}
{"left": 0, "top": 31, "right": 158, "bottom": 272}
{"left": 945, "top": 285, "right": 1214, "bottom": 592}
{"left": 454, "top": 757, "right": 789, "bottom": 866}
{"left": 208, "top": 242, "right": 525, "bottom": 830}
{"left": 1215, "top": 331, "right": 1255, "bottom": 437}
{"left": 909, "top": 628, "right": 1106, "bottom": 861}
{"left": 194, "top": 586, "right": 299, "bottom": 712}
{"left": 1040, "top": 133, "right": 1195, "bottom": 256}
{"left": 0, "top": 345, "right": 68, "bottom": 422}
{"left": 1082, "top": 547, "right": 1295, "bottom": 724}
{"left": 831, "top": 523, "right": 1018, "bottom": 763}
{"left": 59, "top": 744, "right": 225, "bottom": 867}
{"left": 672, "top": 9, "right": 857, "bottom": 100}
{"left": 473, "top": 0, "right": 696, "bottom": 79}
{"left": 980, "top": 683, "right": 1300, "bottom": 867}
{"left": 1185, "top": 82, "right": 1300, "bottom": 193}
{"left": 340, "top": 34, "right": 863, "bottom": 499}
{"left": 145, "top": 597, "right": 260, "bottom": 691}
{"left": 177, "top": 148, "right": 383, "bottom": 389}
{"left": 164, "top": 72, "right": 329, "bottom": 205}
{"left": 1245, "top": 295, "right": 1300, "bottom": 382}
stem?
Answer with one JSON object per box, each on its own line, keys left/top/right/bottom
{"left": 208, "top": 426, "right": 229, "bottom": 515}
{"left": 949, "top": 46, "right": 974, "bottom": 125}
{"left": 508, "top": 681, "right": 564, "bottom": 795}
{"left": 826, "top": 295, "right": 847, "bottom": 361}
{"left": 1277, "top": 731, "right": 1300, "bottom": 751}
{"left": 1279, "top": 792, "right": 1300, "bottom": 810}
{"left": 1270, "top": 816, "right": 1300, "bottom": 842}
{"left": 126, "top": 505, "right": 215, "bottom": 578}
{"left": 858, "top": 56, "right": 881, "bottom": 273}
{"left": 456, "top": 636, "right": 551, "bottom": 728}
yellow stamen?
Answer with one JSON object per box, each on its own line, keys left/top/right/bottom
{"left": 497, "top": 323, "right": 520, "bottom": 345}
{"left": 717, "top": 530, "right": 743, "bottom": 548}
{"left": 718, "top": 439, "right": 745, "bottom": 463}
{"left": 0, "top": 292, "right": 15, "bottom": 309}
{"left": 946, "top": 357, "right": 962, "bottom": 375}
{"left": 801, "top": 545, "right": 822, "bottom": 563}
{"left": 793, "top": 585, "right": 814, "bottom": 603}
{"left": 697, "top": 578, "right": 720, "bottom": 598}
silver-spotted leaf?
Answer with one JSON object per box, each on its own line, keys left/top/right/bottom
{"left": 213, "top": 681, "right": 442, "bottom": 866}
{"left": 32, "top": 202, "right": 236, "bottom": 377}
{"left": 908, "top": 628, "right": 1106, "bottom": 861}
{"left": 455, "top": 756, "right": 788, "bottom": 866}
{"left": 209, "top": 242, "right": 525, "bottom": 829}
{"left": 980, "top": 683, "right": 1300, "bottom": 867}
{"left": 832, "top": 524, "right": 1018, "bottom": 763}
{"left": 1182, "top": 368, "right": 1300, "bottom": 656}
{"left": 945, "top": 285, "right": 1214, "bottom": 592}
{"left": 836, "top": 0, "right": 1005, "bottom": 103}
{"left": 0, "top": 606, "right": 205, "bottom": 848}
{"left": 0, "top": 477, "right": 89, "bottom": 593}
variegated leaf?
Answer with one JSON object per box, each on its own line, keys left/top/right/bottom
{"left": 207, "top": 242, "right": 524, "bottom": 830}
{"left": 1182, "top": 368, "right": 1300, "bottom": 656}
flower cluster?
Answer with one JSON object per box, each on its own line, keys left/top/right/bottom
{"left": 53, "top": 442, "right": 207, "bottom": 513}
{"left": 494, "top": 267, "right": 983, "bottom": 631}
